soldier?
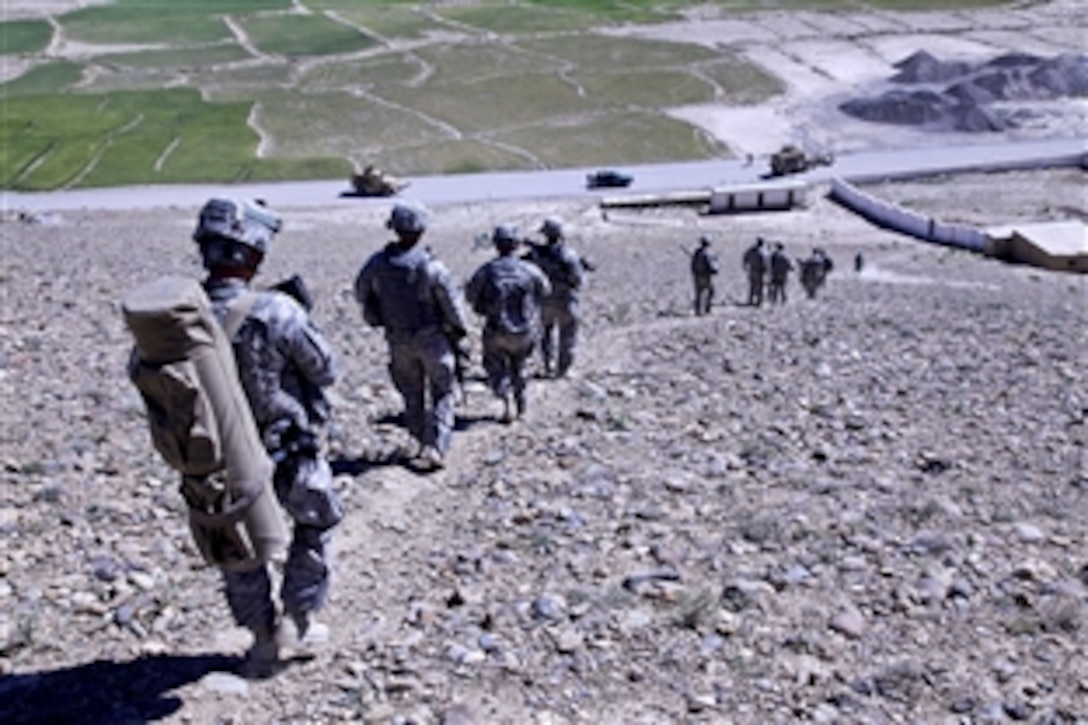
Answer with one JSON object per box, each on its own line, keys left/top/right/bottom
{"left": 768, "top": 242, "right": 793, "bottom": 305}
{"left": 353, "top": 201, "right": 469, "bottom": 472}
{"left": 690, "top": 235, "right": 719, "bottom": 316}
{"left": 194, "top": 197, "right": 342, "bottom": 674}
{"left": 465, "top": 224, "right": 551, "bottom": 423}
{"left": 799, "top": 247, "right": 835, "bottom": 299}
{"left": 523, "top": 216, "right": 586, "bottom": 378}
{"left": 742, "top": 237, "right": 768, "bottom": 307}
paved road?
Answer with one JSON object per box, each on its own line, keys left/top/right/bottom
{"left": 2, "top": 137, "right": 1083, "bottom": 214}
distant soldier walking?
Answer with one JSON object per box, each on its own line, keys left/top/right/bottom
{"left": 768, "top": 242, "right": 793, "bottom": 305}
{"left": 799, "top": 247, "right": 834, "bottom": 299}
{"left": 689, "top": 236, "right": 719, "bottom": 316}
{"left": 742, "top": 237, "right": 768, "bottom": 307}
{"left": 523, "top": 216, "right": 587, "bottom": 378}
{"left": 353, "top": 202, "right": 470, "bottom": 471}
{"left": 465, "top": 224, "right": 551, "bottom": 423}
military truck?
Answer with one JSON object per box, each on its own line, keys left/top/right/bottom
{"left": 350, "top": 165, "right": 409, "bottom": 196}
{"left": 766, "top": 145, "right": 834, "bottom": 178}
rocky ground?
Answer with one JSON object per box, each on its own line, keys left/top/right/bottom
{"left": 0, "top": 165, "right": 1085, "bottom": 723}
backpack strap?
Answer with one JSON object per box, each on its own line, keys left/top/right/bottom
{"left": 222, "top": 290, "right": 260, "bottom": 340}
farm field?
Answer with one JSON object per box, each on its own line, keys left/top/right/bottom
{"left": 2, "top": 0, "right": 1065, "bottom": 191}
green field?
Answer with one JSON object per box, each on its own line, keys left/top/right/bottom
{"left": 0, "top": 0, "right": 1017, "bottom": 190}
{"left": 0, "top": 19, "right": 53, "bottom": 55}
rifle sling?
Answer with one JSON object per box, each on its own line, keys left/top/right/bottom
{"left": 223, "top": 290, "right": 260, "bottom": 340}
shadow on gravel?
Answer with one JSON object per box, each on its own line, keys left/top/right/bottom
{"left": 0, "top": 652, "right": 238, "bottom": 724}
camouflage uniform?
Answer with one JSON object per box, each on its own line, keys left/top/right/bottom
{"left": 799, "top": 248, "right": 834, "bottom": 299}
{"left": 690, "top": 236, "right": 718, "bottom": 316}
{"left": 742, "top": 238, "right": 768, "bottom": 307}
{"left": 354, "top": 203, "right": 468, "bottom": 469}
{"left": 205, "top": 279, "right": 342, "bottom": 639}
{"left": 465, "top": 225, "right": 551, "bottom": 421}
{"left": 524, "top": 217, "right": 585, "bottom": 377}
{"left": 768, "top": 243, "right": 793, "bottom": 305}
{"left": 193, "top": 197, "right": 341, "bottom": 665}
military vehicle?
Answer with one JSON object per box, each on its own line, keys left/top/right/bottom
{"left": 766, "top": 145, "right": 834, "bottom": 177}
{"left": 586, "top": 169, "right": 634, "bottom": 189}
{"left": 350, "top": 165, "right": 409, "bottom": 196}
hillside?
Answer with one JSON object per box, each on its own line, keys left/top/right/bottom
{"left": 0, "top": 165, "right": 1085, "bottom": 722}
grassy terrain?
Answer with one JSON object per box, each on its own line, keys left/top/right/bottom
{"left": 491, "top": 111, "right": 729, "bottom": 167}
{"left": 95, "top": 44, "right": 253, "bottom": 70}
{"left": 0, "top": 89, "right": 350, "bottom": 190}
{"left": 238, "top": 13, "right": 379, "bottom": 58}
{"left": 0, "top": 19, "right": 53, "bottom": 55}
{"left": 0, "top": 0, "right": 1017, "bottom": 190}
{"left": 303, "top": 4, "right": 450, "bottom": 41}
{"left": 0, "top": 61, "right": 83, "bottom": 96}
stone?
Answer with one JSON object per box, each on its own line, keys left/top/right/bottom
{"left": 830, "top": 607, "right": 866, "bottom": 639}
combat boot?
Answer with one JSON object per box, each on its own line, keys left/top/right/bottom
{"left": 288, "top": 610, "right": 331, "bottom": 649}
{"left": 241, "top": 621, "right": 283, "bottom": 679}
{"left": 500, "top": 395, "right": 515, "bottom": 424}
{"left": 416, "top": 445, "right": 445, "bottom": 471}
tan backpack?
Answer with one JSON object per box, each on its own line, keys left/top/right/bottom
{"left": 122, "top": 276, "right": 287, "bottom": 572}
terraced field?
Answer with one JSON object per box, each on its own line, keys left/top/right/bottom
{"left": 0, "top": 1, "right": 1082, "bottom": 192}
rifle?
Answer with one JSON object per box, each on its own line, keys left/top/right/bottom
{"left": 443, "top": 324, "right": 470, "bottom": 404}
{"left": 270, "top": 274, "right": 314, "bottom": 312}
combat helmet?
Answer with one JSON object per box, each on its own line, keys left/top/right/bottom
{"left": 193, "top": 197, "right": 281, "bottom": 254}
{"left": 387, "top": 201, "right": 429, "bottom": 234}
{"left": 492, "top": 223, "right": 520, "bottom": 252}
{"left": 539, "top": 216, "right": 564, "bottom": 240}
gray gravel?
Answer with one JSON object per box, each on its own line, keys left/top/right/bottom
{"left": 0, "top": 168, "right": 1085, "bottom": 723}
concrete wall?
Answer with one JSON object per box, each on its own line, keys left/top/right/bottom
{"left": 708, "top": 183, "right": 808, "bottom": 213}
{"left": 829, "top": 178, "right": 988, "bottom": 252}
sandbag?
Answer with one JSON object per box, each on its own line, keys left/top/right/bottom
{"left": 123, "top": 276, "right": 287, "bottom": 571}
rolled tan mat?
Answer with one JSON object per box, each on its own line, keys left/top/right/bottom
{"left": 123, "top": 276, "right": 288, "bottom": 568}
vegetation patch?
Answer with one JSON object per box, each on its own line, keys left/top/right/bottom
{"left": 573, "top": 69, "right": 716, "bottom": 107}
{"left": 435, "top": 5, "right": 619, "bottom": 34}
{"left": 59, "top": 6, "right": 232, "bottom": 46}
{"left": 410, "top": 43, "right": 565, "bottom": 86}
{"left": 369, "top": 139, "right": 538, "bottom": 176}
{"left": 302, "top": 3, "right": 450, "bottom": 40}
{"left": 189, "top": 64, "right": 296, "bottom": 93}
{"left": 240, "top": 155, "right": 352, "bottom": 183}
{"left": 0, "top": 61, "right": 83, "bottom": 96}
{"left": 441, "top": 1, "right": 687, "bottom": 25}
{"left": 239, "top": 13, "right": 378, "bottom": 58}
{"left": 76, "top": 68, "right": 184, "bottom": 94}
{"left": 93, "top": 44, "right": 253, "bottom": 71}
{"left": 0, "top": 89, "right": 285, "bottom": 189}
{"left": 517, "top": 33, "right": 718, "bottom": 69}
{"left": 490, "top": 110, "right": 729, "bottom": 167}
{"left": 0, "top": 19, "right": 54, "bottom": 55}
{"left": 697, "top": 53, "right": 785, "bottom": 105}
{"left": 247, "top": 91, "right": 453, "bottom": 162}
{"left": 379, "top": 73, "right": 593, "bottom": 133}
{"left": 298, "top": 54, "right": 424, "bottom": 92}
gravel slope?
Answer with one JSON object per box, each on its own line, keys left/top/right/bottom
{"left": 0, "top": 167, "right": 1085, "bottom": 723}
